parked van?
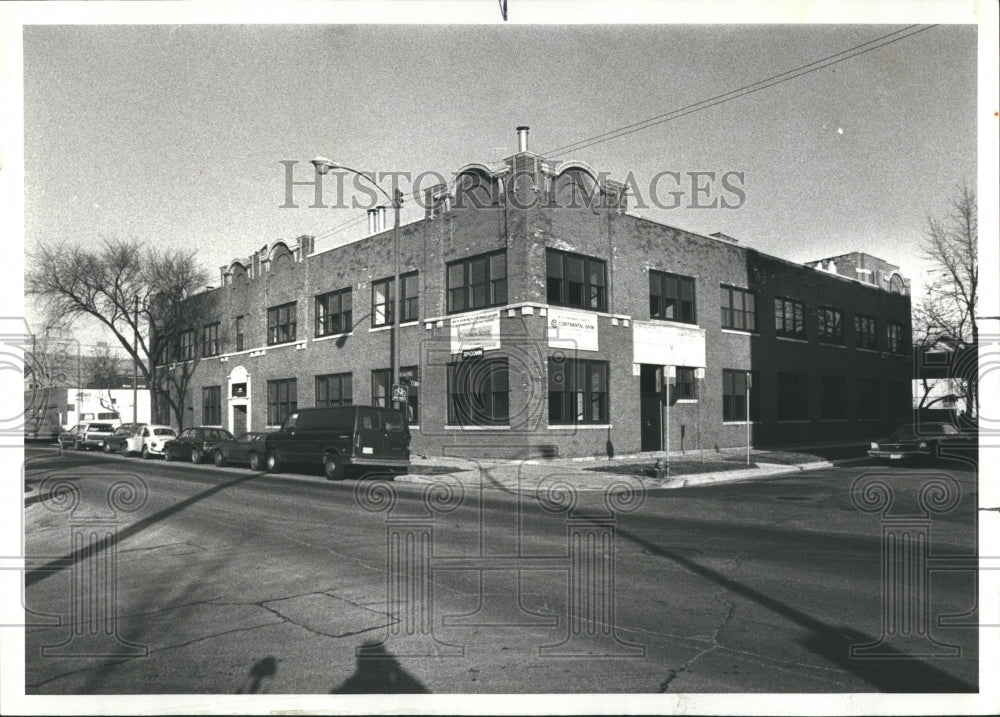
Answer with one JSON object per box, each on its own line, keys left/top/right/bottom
{"left": 253, "top": 405, "right": 410, "bottom": 480}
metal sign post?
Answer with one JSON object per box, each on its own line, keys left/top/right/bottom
{"left": 746, "top": 371, "right": 752, "bottom": 466}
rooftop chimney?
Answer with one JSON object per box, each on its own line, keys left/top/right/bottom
{"left": 367, "top": 208, "right": 378, "bottom": 235}
{"left": 516, "top": 125, "right": 530, "bottom": 153}
{"left": 376, "top": 205, "right": 387, "bottom": 232}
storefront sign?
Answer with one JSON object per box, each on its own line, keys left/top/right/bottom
{"left": 450, "top": 309, "right": 501, "bottom": 354}
{"left": 632, "top": 320, "right": 706, "bottom": 367}
{"left": 547, "top": 308, "right": 599, "bottom": 352}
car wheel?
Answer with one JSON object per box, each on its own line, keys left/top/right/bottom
{"left": 248, "top": 452, "right": 263, "bottom": 472}
{"left": 73, "top": 439, "right": 82, "bottom": 451}
{"left": 266, "top": 450, "right": 282, "bottom": 473}
{"left": 213, "top": 450, "right": 225, "bottom": 467}
{"left": 324, "top": 454, "right": 345, "bottom": 481}
{"left": 141, "top": 445, "right": 150, "bottom": 459}
{"left": 164, "top": 449, "right": 173, "bottom": 462}
{"left": 191, "top": 449, "right": 202, "bottom": 465}
{"left": 103, "top": 442, "right": 112, "bottom": 454}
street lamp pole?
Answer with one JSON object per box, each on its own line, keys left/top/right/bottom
{"left": 311, "top": 157, "right": 403, "bottom": 411}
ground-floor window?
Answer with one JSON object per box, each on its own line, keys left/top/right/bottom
{"left": 821, "top": 375, "right": 848, "bottom": 419}
{"left": 674, "top": 366, "right": 697, "bottom": 401}
{"left": 888, "top": 381, "right": 911, "bottom": 420}
{"left": 202, "top": 385, "right": 222, "bottom": 425}
{"left": 267, "top": 378, "right": 297, "bottom": 426}
{"left": 316, "top": 373, "right": 352, "bottom": 407}
{"left": 547, "top": 357, "right": 609, "bottom": 424}
{"left": 777, "top": 372, "right": 808, "bottom": 421}
{"left": 448, "top": 357, "right": 509, "bottom": 426}
{"left": 371, "top": 369, "right": 391, "bottom": 408}
{"left": 722, "top": 369, "right": 759, "bottom": 421}
{"left": 400, "top": 365, "right": 419, "bottom": 423}
{"left": 857, "top": 378, "right": 880, "bottom": 419}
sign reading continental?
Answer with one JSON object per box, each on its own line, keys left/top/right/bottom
{"left": 450, "top": 309, "right": 501, "bottom": 354}
{"left": 547, "top": 308, "right": 599, "bottom": 352}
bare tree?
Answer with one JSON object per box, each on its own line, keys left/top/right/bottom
{"left": 26, "top": 237, "right": 217, "bottom": 430}
{"left": 83, "top": 342, "right": 126, "bottom": 388}
{"left": 913, "top": 181, "right": 977, "bottom": 417}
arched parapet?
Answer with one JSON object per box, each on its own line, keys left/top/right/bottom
{"left": 453, "top": 164, "right": 499, "bottom": 210}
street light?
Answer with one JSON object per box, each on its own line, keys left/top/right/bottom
{"left": 311, "top": 157, "right": 404, "bottom": 411}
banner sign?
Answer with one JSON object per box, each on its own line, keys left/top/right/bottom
{"left": 450, "top": 309, "right": 501, "bottom": 354}
{"left": 632, "top": 320, "right": 706, "bottom": 367}
{"left": 547, "top": 308, "right": 599, "bottom": 352}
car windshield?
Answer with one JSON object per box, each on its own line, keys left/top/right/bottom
{"left": 154, "top": 428, "right": 176, "bottom": 436}
{"left": 89, "top": 423, "right": 114, "bottom": 431}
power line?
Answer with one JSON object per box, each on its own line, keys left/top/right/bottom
{"left": 541, "top": 25, "right": 936, "bottom": 159}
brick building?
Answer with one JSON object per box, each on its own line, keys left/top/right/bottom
{"left": 163, "top": 128, "right": 913, "bottom": 458}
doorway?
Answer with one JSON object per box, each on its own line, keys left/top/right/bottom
{"left": 640, "top": 364, "right": 662, "bottom": 451}
{"left": 232, "top": 405, "right": 247, "bottom": 435}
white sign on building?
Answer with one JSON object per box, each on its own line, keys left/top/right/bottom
{"left": 547, "top": 307, "right": 599, "bottom": 352}
{"left": 632, "top": 320, "right": 706, "bottom": 367}
{"left": 450, "top": 309, "right": 501, "bottom": 354}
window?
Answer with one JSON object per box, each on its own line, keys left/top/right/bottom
{"left": 315, "top": 288, "right": 352, "bottom": 337}
{"left": 399, "top": 365, "right": 419, "bottom": 423}
{"left": 448, "top": 357, "right": 509, "bottom": 426}
{"left": 720, "top": 285, "right": 756, "bottom": 331}
{"left": 857, "top": 378, "right": 879, "bottom": 419}
{"left": 371, "top": 369, "right": 391, "bottom": 408}
{"left": 267, "top": 302, "right": 297, "bottom": 345}
{"left": 650, "top": 271, "right": 696, "bottom": 323}
{"left": 546, "top": 249, "right": 607, "bottom": 311}
{"left": 723, "top": 369, "right": 759, "bottom": 421}
{"left": 178, "top": 330, "right": 194, "bottom": 361}
{"left": 777, "top": 372, "right": 809, "bottom": 421}
{"left": 371, "top": 278, "right": 394, "bottom": 327}
{"left": 548, "top": 357, "right": 609, "bottom": 424}
{"left": 401, "top": 272, "right": 419, "bottom": 322}
{"left": 315, "top": 373, "right": 352, "bottom": 407}
{"left": 674, "top": 367, "right": 697, "bottom": 401}
{"left": 267, "top": 378, "right": 297, "bottom": 426}
{"left": 447, "top": 250, "right": 507, "bottom": 313}
{"left": 202, "top": 386, "right": 222, "bottom": 425}
{"left": 774, "top": 297, "right": 806, "bottom": 339}
{"left": 816, "top": 306, "right": 844, "bottom": 345}
{"left": 855, "top": 314, "right": 878, "bottom": 350}
{"left": 887, "top": 322, "right": 905, "bottom": 354}
{"left": 235, "top": 316, "right": 245, "bottom": 352}
{"left": 203, "top": 322, "right": 220, "bottom": 357}
{"left": 821, "top": 375, "right": 847, "bottom": 419}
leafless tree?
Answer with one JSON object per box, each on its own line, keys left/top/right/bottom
{"left": 26, "top": 237, "right": 218, "bottom": 430}
{"left": 83, "top": 342, "right": 126, "bottom": 388}
{"left": 913, "top": 182, "right": 977, "bottom": 417}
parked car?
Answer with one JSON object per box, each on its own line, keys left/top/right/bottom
{"left": 163, "top": 427, "right": 235, "bottom": 464}
{"left": 211, "top": 431, "right": 270, "bottom": 467}
{"left": 138, "top": 425, "right": 178, "bottom": 459}
{"left": 253, "top": 405, "right": 410, "bottom": 480}
{"left": 104, "top": 423, "right": 147, "bottom": 455}
{"left": 58, "top": 422, "right": 116, "bottom": 451}
{"left": 868, "top": 422, "right": 974, "bottom": 463}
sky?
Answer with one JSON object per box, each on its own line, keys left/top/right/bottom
{"left": 16, "top": 9, "right": 982, "bottom": 353}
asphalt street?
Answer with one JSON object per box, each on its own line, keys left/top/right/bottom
{"left": 22, "top": 446, "right": 979, "bottom": 694}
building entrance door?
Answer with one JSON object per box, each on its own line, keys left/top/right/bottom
{"left": 233, "top": 405, "right": 247, "bottom": 435}
{"left": 640, "top": 364, "right": 662, "bottom": 452}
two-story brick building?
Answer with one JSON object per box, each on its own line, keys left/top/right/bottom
{"left": 162, "top": 128, "right": 913, "bottom": 459}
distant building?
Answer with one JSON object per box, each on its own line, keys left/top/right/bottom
{"left": 158, "top": 127, "right": 913, "bottom": 458}
{"left": 24, "top": 387, "right": 151, "bottom": 439}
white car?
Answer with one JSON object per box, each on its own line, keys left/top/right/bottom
{"left": 138, "top": 425, "right": 177, "bottom": 459}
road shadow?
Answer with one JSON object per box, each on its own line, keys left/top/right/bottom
{"left": 25, "top": 471, "right": 263, "bottom": 587}
{"left": 330, "top": 642, "right": 429, "bottom": 693}
{"left": 237, "top": 656, "right": 278, "bottom": 694}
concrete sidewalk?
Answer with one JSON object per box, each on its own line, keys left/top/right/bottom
{"left": 398, "top": 442, "right": 872, "bottom": 493}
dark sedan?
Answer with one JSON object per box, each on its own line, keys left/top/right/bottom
{"left": 211, "top": 431, "right": 270, "bottom": 467}
{"left": 163, "top": 427, "right": 235, "bottom": 464}
{"left": 868, "top": 422, "right": 972, "bottom": 462}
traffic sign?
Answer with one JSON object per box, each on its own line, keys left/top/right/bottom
{"left": 392, "top": 384, "right": 409, "bottom": 403}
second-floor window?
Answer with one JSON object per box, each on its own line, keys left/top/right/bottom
{"left": 235, "top": 315, "right": 245, "bottom": 352}
{"left": 203, "top": 322, "right": 220, "bottom": 357}
{"left": 649, "top": 270, "right": 696, "bottom": 323}
{"left": 855, "top": 314, "right": 878, "bottom": 350}
{"left": 546, "top": 249, "right": 607, "bottom": 311}
{"left": 372, "top": 278, "right": 394, "bottom": 327}
{"left": 401, "top": 271, "right": 419, "bottom": 322}
{"left": 774, "top": 297, "right": 806, "bottom": 339}
{"left": 316, "top": 287, "right": 352, "bottom": 336}
{"left": 178, "top": 330, "right": 194, "bottom": 361}
{"left": 817, "top": 306, "right": 844, "bottom": 345}
{"left": 267, "top": 302, "right": 297, "bottom": 345}
{"left": 887, "top": 322, "right": 905, "bottom": 353}
{"left": 447, "top": 250, "right": 507, "bottom": 313}
{"left": 720, "top": 285, "right": 756, "bottom": 331}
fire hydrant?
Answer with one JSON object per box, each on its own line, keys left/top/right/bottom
{"left": 654, "top": 458, "right": 668, "bottom": 480}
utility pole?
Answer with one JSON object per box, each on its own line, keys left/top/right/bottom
{"left": 132, "top": 294, "right": 139, "bottom": 425}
